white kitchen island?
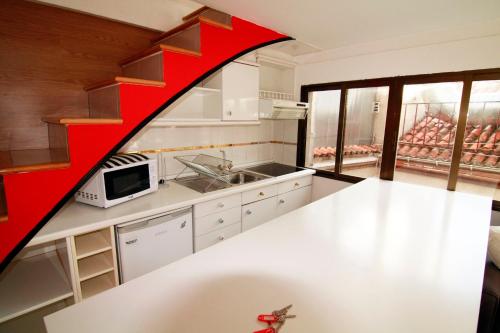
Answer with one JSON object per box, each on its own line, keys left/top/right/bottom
{"left": 44, "top": 178, "right": 491, "bottom": 333}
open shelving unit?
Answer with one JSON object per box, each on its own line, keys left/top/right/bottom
{"left": 0, "top": 251, "right": 73, "bottom": 324}
{"left": 71, "top": 227, "right": 118, "bottom": 300}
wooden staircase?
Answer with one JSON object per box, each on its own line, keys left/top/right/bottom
{"left": 0, "top": 6, "right": 290, "bottom": 270}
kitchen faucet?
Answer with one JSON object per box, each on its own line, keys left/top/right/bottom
{"left": 219, "top": 149, "right": 233, "bottom": 171}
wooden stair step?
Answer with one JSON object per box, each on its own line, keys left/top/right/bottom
{"left": 42, "top": 117, "right": 123, "bottom": 125}
{"left": 0, "top": 149, "right": 70, "bottom": 174}
{"left": 182, "top": 6, "right": 209, "bottom": 21}
{"left": 151, "top": 11, "right": 231, "bottom": 45}
{"left": 119, "top": 44, "right": 201, "bottom": 67}
{"left": 182, "top": 7, "right": 232, "bottom": 29}
{"left": 84, "top": 76, "right": 166, "bottom": 91}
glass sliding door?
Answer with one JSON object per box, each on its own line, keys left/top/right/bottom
{"left": 393, "top": 82, "right": 464, "bottom": 189}
{"left": 341, "top": 86, "right": 389, "bottom": 178}
{"left": 455, "top": 80, "right": 500, "bottom": 200}
{"left": 305, "top": 90, "right": 341, "bottom": 170}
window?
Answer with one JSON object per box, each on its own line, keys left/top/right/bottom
{"left": 393, "top": 82, "right": 463, "bottom": 189}
{"left": 306, "top": 89, "right": 341, "bottom": 170}
{"left": 299, "top": 68, "right": 500, "bottom": 209}
{"left": 342, "top": 87, "right": 389, "bottom": 178}
{"left": 455, "top": 80, "right": 500, "bottom": 201}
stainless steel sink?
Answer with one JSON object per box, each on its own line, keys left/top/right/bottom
{"left": 221, "top": 171, "right": 269, "bottom": 185}
{"left": 174, "top": 170, "right": 270, "bottom": 193}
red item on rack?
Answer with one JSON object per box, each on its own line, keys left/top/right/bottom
{"left": 485, "top": 155, "right": 499, "bottom": 167}
{"left": 438, "top": 149, "right": 451, "bottom": 161}
{"left": 461, "top": 152, "right": 474, "bottom": 164}
{"left": 417, "top": 147, "right": 431, "bottom": 158}
{"left": 429, "top": 147, "right": 440, "bottom": 158}
{"left": 472, "top": 153, "right": 487, "bottom": 165}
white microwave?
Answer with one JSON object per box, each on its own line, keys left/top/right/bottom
{"left": 75, "top": 153, "right": 158, "bottom": 208}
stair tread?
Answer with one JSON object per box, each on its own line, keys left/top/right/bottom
{"left": 119, "top": 44, "right": 201, "bottom": 66}
{"left": 182, "top": 6, "right": 209, "bottom": 21}
{"left": 42, "top": 117, "right": 123, "bottom": 125}
{"left": 0, "top": 149, "right": 70, "bottom": 174}
{"left": 151, "top": 14, "right": 231, "bottom": 45}
{"left": 84, "top": 76, "right": 166, "bottom": 91}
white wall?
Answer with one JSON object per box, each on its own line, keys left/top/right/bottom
{"left": 295, "top": 34, "right": 500, "bottom": 90}
{"left": 121, "top": 119, "right": 298, "bottom": 180}
{"left": 37, "top": 0, "right": 201, "bottom": 31}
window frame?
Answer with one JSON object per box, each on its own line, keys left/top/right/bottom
{"left": 297, "top": 68, "right": 500, "bottom": 208}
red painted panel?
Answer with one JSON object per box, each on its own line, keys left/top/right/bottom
{"left": 0, "top": 16, "right": 287, "bottom": 267}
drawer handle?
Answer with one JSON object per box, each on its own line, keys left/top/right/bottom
{"left": 279, "top": 199, "right": 285, "bottom": 204}
{"left": 218, "top": 218, "right": 224, "bottom": 224}
{"left": 294, "top": 182, "right": 300, "bottom": 187}
{"left": 218, "top": 235, "right": 225, "bottom": 241}
{"left": 217, "top": 202, "right": 225, "bottom": 208}
{"left": 259, "top": 192, "right": 265, "bottom": 196}
{"left": 125, "top": 239, "right": 137, "bottom": 245}
{"left": 246, "top": 210, "right": 252, "bottom": 215}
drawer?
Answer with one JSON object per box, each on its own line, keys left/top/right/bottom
{"left": 194, "top": 193, "right": 241, "bottom": 218}
{"left": 277, "top": 185, "right": 312, "bottom": 217}
{"left": 242, "top": 196, "right": 277, "bottom": 232}
{"left": 278, "top": 175, "right": 312, "bottom": 194}
{"left": 194, "top": 223, "right": 241, "bottom": 252}
{"left": 194, "top": 206, "right": 241, "bottom": 236}
{"left": 242, "top": 184, "right": 278, "bottom": 205}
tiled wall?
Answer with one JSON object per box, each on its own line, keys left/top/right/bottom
{"left": 120, "top": 120, "right": 298, "bottom": 180}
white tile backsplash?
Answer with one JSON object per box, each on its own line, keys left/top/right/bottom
{"left": 120, "top": 119, "right": 300, "bottom": 178}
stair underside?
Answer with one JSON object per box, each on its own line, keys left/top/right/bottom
{"left": 84, "top": 76, "right": 165, "bottom": 91}
{"left": 42, "top": 117, "right": 123, "bottom": 125}
{"left": 0, "top": 149, "right": 70, "bottom": 174}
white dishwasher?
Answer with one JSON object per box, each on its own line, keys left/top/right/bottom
{"left": 116, "top": 207, "right": 193, "bottom": 283}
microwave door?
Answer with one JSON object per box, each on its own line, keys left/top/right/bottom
{"left": 104, "top": 164, "right": 150, "bottom": 201}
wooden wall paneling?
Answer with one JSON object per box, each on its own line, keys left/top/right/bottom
{"left": 0, "top": 0, "right": 160, "bottom": 151}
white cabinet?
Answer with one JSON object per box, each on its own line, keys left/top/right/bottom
{"left": 222, "top": 62, "right": 259, "bottom": 121}
{"left": 241, "top": 197, "right": 277, "bottom": 232}
{"left": 277, "top": 185, "right": 312, "bottom": 216}
{"left": 195, "top": 223, "right": 241, "bottom": 252}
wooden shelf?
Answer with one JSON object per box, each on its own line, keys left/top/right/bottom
{"left": 78, "top": 251, "right": 114, "bottom": 282}
{"left": 84, "top": 76, "right": 166, "bottom": 91}
{"left": 74, "top": 229, "right": 112, "bottom": 260}
{"left": 42, "top": 117, "right": 123, "bottom": 125}
{"left": 80, "top": 271, "right": 115, "bottom": 300}
{"left": 0, "top": 252, "right": 73, "bottom": 324}
{"left": 0, "top": 148, "right": 70, "bottom": 174}
{"left": 192, "top": 86, "right": 221, "bottom": 96}
{"left": 149, "top": 119, "right": 261, "bottom": 127}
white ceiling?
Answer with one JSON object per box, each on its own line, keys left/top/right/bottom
{"left": 197, "top": 0, "right": 500, "bottom": 51}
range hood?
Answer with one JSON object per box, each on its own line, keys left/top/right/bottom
{"left": 259, "top": 99, "right": 309, "bottom": 120}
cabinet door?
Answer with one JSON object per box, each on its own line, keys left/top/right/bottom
{"left": 276, "top": 186, "right": 312, "bottom": 217}
{"left": 222, "top": 62, "right": 259, "bottom": 121}
{"left": 242, "top": 197, "right": 277, "bottom": 232}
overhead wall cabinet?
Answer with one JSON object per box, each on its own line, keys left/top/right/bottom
{"left": 203, "top": 61, "right": 260, "bottom": 121}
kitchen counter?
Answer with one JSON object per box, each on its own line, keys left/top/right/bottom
{"left": 29, "top": 169, "right": 315, "bottom": 246}
{"left": 44, "top": 178, "right": 491, "bottom": 333}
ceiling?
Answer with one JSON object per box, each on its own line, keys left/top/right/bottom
{"left": 197, "top": 0, "right": 500, "bottom": 51}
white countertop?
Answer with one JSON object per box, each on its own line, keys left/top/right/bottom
{"left": 29, "top": 169, "right": 315, "bottom": 245}
{"left": 45, "top": 178, "right": 491, "bottom": 333}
